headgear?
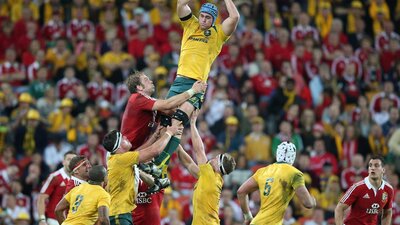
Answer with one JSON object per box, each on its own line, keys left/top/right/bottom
{"left": 276, "top": 141, "right": 297, "bottom": 165}
{"left": 200, "top": 3, "right": 218, "bottom": 26}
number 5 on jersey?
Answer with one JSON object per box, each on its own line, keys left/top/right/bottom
{"left": 71, "top": 195, "right": 84, "bottom": 213}
{"left": 264, "top": 178, "right": 274, "bottom": 196}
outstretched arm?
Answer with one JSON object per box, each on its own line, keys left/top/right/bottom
{"left": 190, "top": 110, "right": 207, "bottom": 164}
{"left": 177, "top": 0, "right": 192, "bottom": 18}
{"left": 222, "top": 0, "right": 240, "bottom": 36}
{"left": 153, "top": 81, "right": 206, "bottom": 111}
{"left": 237, "top": 177, "right": 258, "bottom": 225}
{"left": 177, "top": 145, "right": 199, "bottom": 178}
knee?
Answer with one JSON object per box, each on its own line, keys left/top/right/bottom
{"left": 172, "top": 109, "right": 190, "bottom": 126}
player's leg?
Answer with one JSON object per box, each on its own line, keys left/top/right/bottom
{"left": 152, "top": 76, "right": 203, "bottom": 176}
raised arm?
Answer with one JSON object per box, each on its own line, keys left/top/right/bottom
{"left": 177, "top": 145, "right": 199, "bottom": 178}
{"left": 55, "top": 198, "right": 69, "bottom": 224}
{"left": 177, "top": 0, "right": 192, "bottom": 18}
{"left": 190, "top": 110, "right": 207, "bottom": 164}
{"left": 335, "top": 202, "right": 350, "bottom": 225}
{"left": 138, "top": 121, "right": 183, "bottom": 163}
{"left": 381, "top": 208, "right": 392, "bottom": 225}
{"left": 237, "top": 177, "right": 259, "bottom": 225}
{"left": 152, "top": 81, "right": 206, "bottom": 112}
{"left": 294, "top": 185, "right": 316, "bottom": 209}
{"left": 221, "top": 0, "right": 240, "bottom": 36}
{"left": 96, "top": 206, "right": 110, "bottom": 225}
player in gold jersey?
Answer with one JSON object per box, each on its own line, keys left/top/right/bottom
{"left": 237, "top": 142, "right": 316, "bottom": 225}
{"left": 177, "top": 110, "right": 236, "bottom": 225}
{"left": 55, "top": 165, "right": 110, "bottom": 225}
{"left": 101, "top": 123, "right": 182, "bottom": 225}
{"left": 151, "top": 0, "right": 240, "bottom": 177}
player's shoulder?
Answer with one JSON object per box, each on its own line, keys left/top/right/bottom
{"left": 348, "top": 179, "right": 367, "bottom": 192}
{"left": 383, "top": 180, "right": 394, "bottom": 192}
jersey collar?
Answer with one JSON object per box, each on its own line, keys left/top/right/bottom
{"left": 364, "top": 177, "right": 385, "bottom": 191}
{"left": 72, "top": 176, "right": 86, "bottom": 184}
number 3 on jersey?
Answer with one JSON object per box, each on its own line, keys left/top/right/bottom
{"left": 71, "top": 194, "right": 84, "bottom": 213}
{"left": 263, "top": 178, "right": 274, "bottom": 196}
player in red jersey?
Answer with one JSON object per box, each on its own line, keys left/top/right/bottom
{"left": 65, "top": 155, "right": 91, "bottom": 193}
{"left": 335, "top": 155, "right": 394, "bottom": 225}
{"left": 37, "top": 151, "right": 76, "bottom": 225}
{"left": 121, "top": 71, "right": 206, "bottom": 225}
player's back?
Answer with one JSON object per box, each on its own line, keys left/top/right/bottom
{"left": 252, "top": 163, "right": 304, "bottom": 225}
{"left": 63, "top": 183, "right": 110, "bottom": 225}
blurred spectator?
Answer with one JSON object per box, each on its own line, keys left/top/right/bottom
{"left": 47, "top": 98, "right": 75, "bottom": 142}
{"left": 1, "top": 181, "right": 30, "bottom": 214}
{"left": 3, "top": 194, "right": 29, "bottom": 225}
{"left": 382, "top": 106, "right": 400, "bottom": 136}
{"left": 160, "top": 208, "right": 184, "bottom": 225}
{"left": 0, "top": 146, "right": 17, "bottom": 170}
{"left": 14, "top": 211, "right": 31, "bottom": 225}
{"left": 86, "top": 71, "right": 114, "bottom": 103}
{"left": 77, "top": 133, "right": 106, "bottom": 166}
{"left": 315, "top": 2, "right": 333, "bottom": 39}
{"left": 0, "top": 48, "right": 26, "bottom": 90}
{"left": 303, "top": 207, "right": 327, "bottom": 225}
{"left": 340, "top": 154, "right": 368, "bottom": 190}
{"left": 337, "top": 124, "right": 369, "bottom": 168}
{"left": 100, "top": 38, "right": 132, "bottom": 78}
{"left": 14, "top": 109, "right": 48, "bottom": 158}
{"left": 66, "top": 7, "right": 94, "bottom": 47}
{"left": 0, "top": 164, "right": 19, "bottom": 196}
{"left": 217, "top": 116, "right": 244, "bottom": 155}
{"left": 283, "top": 205, "right": 297, "bottom": 225}
{"left": 243, "top": 117, "right": 272, "bottom": 165}
{"left": 220, "top": 189, "right": 242, "bottom": 222}
{"left": 21, "top": 163, "right": 43, "bottom": 196}
{"left": 28, "top": 67, "right": 52, "bottom": 100}
{"left": 56, "top": 66, "right": 82, "bottom": 99}
{"left": 271, "top": 120, "right": 303, "bottom": 157}
{"left": 309, "top": 138, "right": 338, "bottom": 176}
{"left": 318, "top": 176, "right": 342, "bottom": 218}
{"left": 0, "top": 21, "right": 15, "bottom": 61}
{"left": 367, "top": 123, "right": 388, "bottom": 157}
{"left": 42, "top": 10, "right": 66, "bottom": 42}
{"left": 43, "top": 134, "right": 73, "bottom": 171}
{"left": 36, "top": 87, "right": 57, "bottom": 119}
{"left": 45, "top": 38, "right": 71, "bottom": 73}
{"left": 159, "top": 187, "right": 182, "bottom": 221}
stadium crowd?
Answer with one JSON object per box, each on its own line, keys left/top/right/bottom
{"left": 0, "top": 0, "right": 399, "bottom": 224}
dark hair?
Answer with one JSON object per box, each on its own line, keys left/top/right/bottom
{"left": 369, "top": 155, "right": 385, "bottom": 166}
{"left": 89, "top": 165, "right": 107, "bottom": 183}
{"left": 125, "top": 71, "right": 143, "bottom": 94}
{"left": 102, "top": 130, "right": 118, "bottom": 152}
{"left": 69, "top": 156, "right": 86, "bottom": 174}
{"left": 64, "top": 151, "right": 77, "bottom": 159}
{"left": 221, "top": 153, "right": 236, "bottom": 175}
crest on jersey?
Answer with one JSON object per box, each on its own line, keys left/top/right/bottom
{"left": 382, "top": 192, "right": 388, "bottom": 202}
{"left": 204, "top": 30, "right": 211, "bottom": 37}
